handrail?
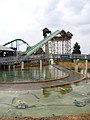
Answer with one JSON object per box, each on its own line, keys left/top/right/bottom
{"left": 0, "top": 54, "right": 90, "bottom": 65}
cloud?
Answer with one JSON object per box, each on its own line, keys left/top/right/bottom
{"left": 0, "top": 0, "right": 90, "bottom": 53}
{"left": 56, "top": 0, "right": 90, "bottom": 25}
{"left": 43, "top": 0, "right": 59, "bottom": 13}
{"left": 37, "top": 0, "right": 90, "bottom": 28}
{"left": 38, "top": 0, "right": 90, "bottom": 54}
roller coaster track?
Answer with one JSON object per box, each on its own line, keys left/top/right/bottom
{"left": 0, "top": 30, "right": 87, "bottom": 90}
{"left": 0, "top": 29, "right": 90, "bottom": 65}
{"left": 3, "top": 39, "right": 30, "bottom": 47}
{"left": 24, "top": 30, "right": 60, "bottom": 55}
{"left": 0, "top": 30, "right": 61, "bottom": 65}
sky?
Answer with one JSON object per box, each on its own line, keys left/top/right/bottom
{"left": 0, "top": 0, "right": 90, "bottom": 54}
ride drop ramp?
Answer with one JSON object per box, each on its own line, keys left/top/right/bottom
{"left": 24, "top": 30, "right": 60, "bottom": 55}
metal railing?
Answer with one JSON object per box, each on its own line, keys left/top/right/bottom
{"left": 0, "top": 54, "right": 90, "bottom": 65}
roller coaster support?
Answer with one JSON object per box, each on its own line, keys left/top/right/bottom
{"left": 74, "top": 59, "right": 79, "bottom": 72}
{"left": 13, "top": 65, "right": 15, "bottom": 70}
{"left": 21, "top": 61, "right": 24, "bottom": 70}
{"left": 8, "top": 65, "right": 11, "bottom": 71}
{"left": 40, "top": 60, "right": 43, "bottom": 70}
{"left": 85, "top": 55, "right": 88, "bottom": 77}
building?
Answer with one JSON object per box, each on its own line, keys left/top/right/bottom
{"left": 0, "top": 45, "right": 15, "bottom": 57}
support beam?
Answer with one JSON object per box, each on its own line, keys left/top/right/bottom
{"left": 50, "top": 59, "right": 54, "bottom": 64}
{"left": 40, "top": 60, "right": 42, "bottom": 70}
{"left": 13, "top": 65, "right": 15, "bottom": 70}
{"left": 85, "top": 59, "right": 88, "bottom": 76}
{"left": 8, "top": 65, "right": 10, "bottom": 71}
{"left": 74, "top": 59, "right": 79, "bottom": 72}
{"left": 21, "top": 61, "right": 24, "bottom": 70}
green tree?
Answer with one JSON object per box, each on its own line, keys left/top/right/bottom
{"left": 35, "top": 48, "right": 45, "bottom": 54}
{"left": 72, "top": 42, "right": 81, "bottom": 54}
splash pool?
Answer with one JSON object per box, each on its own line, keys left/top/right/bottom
{"left": 0, "top": 65, "right": 89, "bottom": 117}
{"left": 0, "top": 79, "right": 90, "bottom": 117}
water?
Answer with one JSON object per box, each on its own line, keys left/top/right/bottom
{"left": 0, "top": 65, "right": 90, "bottom": 117}
{"left": 0, "top": 79, "right": 90, "bottom": 117}
{"left": 0, "top": 65, "right": 67, "bottom": 82}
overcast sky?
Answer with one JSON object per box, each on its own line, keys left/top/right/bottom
{"left": 0, "top": 0, "right": 90, "bottom": 54}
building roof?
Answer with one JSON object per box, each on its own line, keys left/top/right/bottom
{"left": 0, "top": 45, "right": 14, "bottom": 51}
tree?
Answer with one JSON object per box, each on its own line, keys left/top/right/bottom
{"left": 72, "top": 42, "right": 81, "bottom": 54}
{"left": 35, "top": 48, "right": 45, "bottom": 54}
